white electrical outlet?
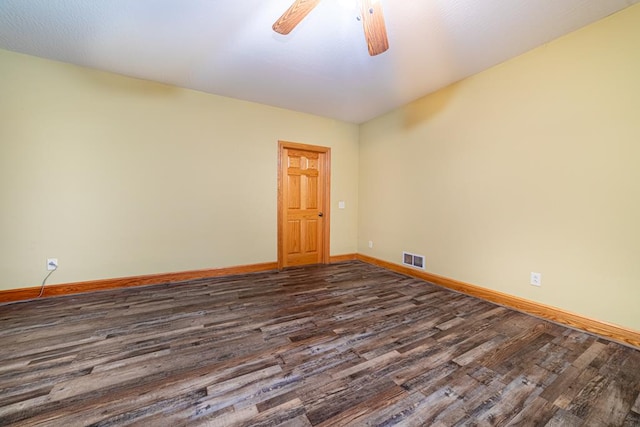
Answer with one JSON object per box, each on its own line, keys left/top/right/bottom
{"left": 47, "top": 258, "right": 59, "bottom": 271}
{"left": 530, "top": 272, "right": 541, "bottom": 287}
{"left": 368, "top": 240, "right": 373, "bottom": 248}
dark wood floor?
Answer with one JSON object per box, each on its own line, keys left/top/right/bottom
{"left": 1, "top": 261, "right": 639, "bottom": 426}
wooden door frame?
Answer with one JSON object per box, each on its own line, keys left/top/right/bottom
{"left": 277, "top": 141, "right": 331, "bottom": 270}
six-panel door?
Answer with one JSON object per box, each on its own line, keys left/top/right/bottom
{"left": 281, "top": 148, "right": 325, "bottom": 267}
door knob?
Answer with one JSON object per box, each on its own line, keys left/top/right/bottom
{"left": 318, "top": 212, "right": 324, "bottom": 217}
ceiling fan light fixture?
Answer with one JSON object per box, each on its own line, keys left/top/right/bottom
{"left": 273, "top": 0, "right": 389, "bottom": 56}
{"left": 359, "top": 0, "right": 389, "bottom": 55}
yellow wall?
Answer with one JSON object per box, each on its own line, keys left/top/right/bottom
{"left": 2, "top": 5, "right": 639, "bottom": 332}
{"left": 0, "top": 48, "right": 359, "bottom": 289}
{"left": 359, "top": 5, "right": 640, "bottom": 330}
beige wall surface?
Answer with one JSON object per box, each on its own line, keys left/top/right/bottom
{"left": 358, "top": 5, "right": 640, "bottom": 330}
{"left": 2, "top": 6, "right": 639, "bottom": 333}
{"left": 0, "top": 49, "right": 359, "bottom": 289}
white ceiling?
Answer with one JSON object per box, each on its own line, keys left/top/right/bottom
{"left": 1, "top": 0, "right": 638, "bottom": 123}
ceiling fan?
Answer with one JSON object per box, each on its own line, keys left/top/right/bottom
{"left": 272, "top": 0, "right": 389, "bottom": 56}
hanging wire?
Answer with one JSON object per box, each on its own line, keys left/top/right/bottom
{"left": 38, "top": 265, "right": 57, "bottom": 298}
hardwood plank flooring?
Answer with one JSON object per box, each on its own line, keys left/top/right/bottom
{"left": 1, "top": 261, "right": 639, "bottom": 426}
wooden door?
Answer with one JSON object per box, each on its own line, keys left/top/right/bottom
{"left": 278, "top": 141, "right": 330, "bottom": 268}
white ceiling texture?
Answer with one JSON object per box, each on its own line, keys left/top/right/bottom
{"left": 1, "top": 0, "right": 638, "bottom": 123}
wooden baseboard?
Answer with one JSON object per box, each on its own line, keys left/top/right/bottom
{"left": 356, "top": 254, "right": 640, "bottom": 349}
{"left": 330, "top": 253, "right": 358, "bottom": 263}
{"left": 0, "top": 255, "right": 357, "bottom": 304}
{"left": 0, "top": 262, "right": 278, "bottom": 304}
{"left": 4, "top": 253, "right": 637, "bottom": 349}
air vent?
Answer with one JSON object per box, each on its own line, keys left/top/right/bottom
{"left": 402, "top": 252, "right": 425, "bottom": 270}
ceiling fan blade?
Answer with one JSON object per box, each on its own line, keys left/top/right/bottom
{"left": 273, "top": 0, "right": 322, "bottom": 35}
{"left": 360, "top": 0, "right": 389, "bottom": 56}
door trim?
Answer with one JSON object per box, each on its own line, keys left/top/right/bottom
{"left": 277, "top": 141, "right": 331, "bottom": 270}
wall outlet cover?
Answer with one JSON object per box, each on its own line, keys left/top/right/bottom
{"left": 530, "top": 272, "right": 541, "bottom": 286}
